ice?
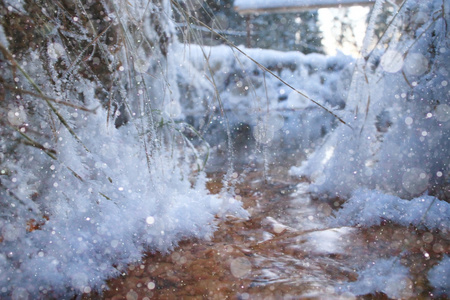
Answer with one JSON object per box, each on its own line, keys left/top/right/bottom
{"left": 303, "top": 227, "right": 355, "bottom": 255}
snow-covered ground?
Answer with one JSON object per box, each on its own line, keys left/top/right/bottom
{"left": 290, "top": 0, "right": 450, "bottom": 296}
{"left": 0, "top": 0, "right": 248, "bottom": 298}
{"left": 0, "top": 0, "right": 448, "bottom": 298}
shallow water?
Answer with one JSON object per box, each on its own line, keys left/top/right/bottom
{"left": 90, "top": 170, "right": 449, "bottom": 300}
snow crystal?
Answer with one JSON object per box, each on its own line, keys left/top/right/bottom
{"left": 133, "top": 58, "right": 150, "bottom": 73}
{"left": 401, "top": 167, "right": 429, "bottom": 195}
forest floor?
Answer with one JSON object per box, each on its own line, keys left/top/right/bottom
{"left": 84, "top": 168, "right": 449, "bottom": 300}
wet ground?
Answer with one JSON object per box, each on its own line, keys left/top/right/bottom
{"left": 87, "top": 170, "right": 449, "bottom": 300}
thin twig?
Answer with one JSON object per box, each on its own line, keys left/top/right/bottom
{"left": 1, "top": 82, "right": 97, "bottom": 112}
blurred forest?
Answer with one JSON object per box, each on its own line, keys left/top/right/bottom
{"left": 173, "top": 0, "right": 323, "bottom": 53}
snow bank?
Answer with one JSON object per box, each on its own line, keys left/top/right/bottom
{"left": 428, "top": 255, "right": 450, "bottom": 297}
{"left": 289, "top": 0, "right": 449, "bottom": 296}
{"left": 340, "top": 258, "right": 413, "bottom": 299}
{"left": 0, "top": 0, "right": 246, "bottom": 298}
{"left": 0, "top": 110, "right": 246, "bottom": 298}
{"left": 291, "top": 0, "right": 450, "bottom": 200}
{"left": 330, "top": 189, "right": 450, "bottom": 231}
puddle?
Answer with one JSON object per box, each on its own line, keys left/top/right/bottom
{"left": 86, "top": 171, "right": 449, "bottom": 299}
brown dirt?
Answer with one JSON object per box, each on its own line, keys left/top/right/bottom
{"left": 83, "top": 171, "right": 449, "bottom": 300}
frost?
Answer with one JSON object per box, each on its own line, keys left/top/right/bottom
{"left": 47, "top": 43, "right": 65, "bottom": 60}
{"left": 133, "top": 58, "right": 150, "bottom": 73}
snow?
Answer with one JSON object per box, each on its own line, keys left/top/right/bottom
{"left": 1, "top": 0, "right": 448, "bottom": 298}
{"left": 303, "top": 227, "right": 355, "bottom": 255}
{"left": 178, "top": 43, "right": 354, "bottom": 169}
{"left": 340, "top": 258, "right": 413, "bottom": 299}
{"left": 428, "top": 255, "right": 450, "bottom": 296}
{"left": 329, "top": 189, "right": 450, "bottom": 231}
{"left": 291, "top": 0, "right": 450, "bottom": 200}
{"left": 0, "top": 104, "right": 246, "bottom": 298}
{"left": 287, "top": 0, "right": 450, "bottom": 296}
{"left": 0, "top": 0, "right": 247, "bottom": 297}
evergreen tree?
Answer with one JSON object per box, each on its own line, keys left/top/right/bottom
{"left": 250, "top": 11, "right": 323, "bottom": 53}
